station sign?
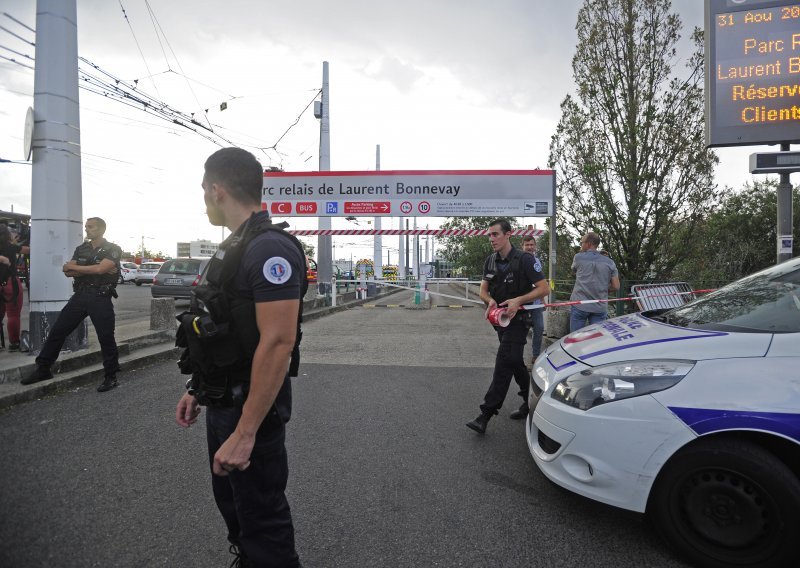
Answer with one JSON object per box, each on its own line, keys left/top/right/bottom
{"left": 705, "top": 0, "right": 800, "bottom": 146}
{"left": 262, "top": 170, "right": 555, "bottom": 217}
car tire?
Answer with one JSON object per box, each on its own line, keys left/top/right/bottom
{"left": 648, "top": 437, "right": 800, "bottom": 568}
{"left": 118, "top": 274, "right": 125, "bottom": 285}
{"left": 135, "top": 280, "right": 142, "bottom": 286}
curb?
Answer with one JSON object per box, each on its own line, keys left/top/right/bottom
{"left": 0, "top": 289, "right": 403, "bottom": 411}
{"left": 0, "top": 342, "right": 180, "bottom": 412}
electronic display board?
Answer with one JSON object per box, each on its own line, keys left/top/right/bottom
{"left": 705, "top": 0, "right": 800, "bottom": 146}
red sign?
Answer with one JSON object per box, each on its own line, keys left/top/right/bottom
{"left": 296, "top": 202, "right": 318, "bottom": 214}
{"left": 271, "top": 202, "right": 292, "bottom": 215}
{"left": 418, "top": 201, "right": 431, "bottom": 214}
{"left": 344, "top": 202, "right": 391, "bottom": 214}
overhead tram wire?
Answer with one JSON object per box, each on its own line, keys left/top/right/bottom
{"left": 144, "top": 0, "right": 213, "bottom": 131}
{"left": 0, "top": 53, "right": 33, "bottom": 71}
{"left": 117, "top": 0, "right": 162, "bottom": 99}
{"left": 258, "top": 89, "right": 321, "bottom": 163}
{"left": 2, "top": 12, "right": 34, "bottom": 34}
{"left": 1, "top": 12, "right": 319, "bottom": 163}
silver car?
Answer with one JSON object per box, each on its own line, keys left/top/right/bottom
{"left": 135, "top": 261, "right": 164, "bottom": 286}
{"left": 151, "top": 258, "right": 211, "bottom": 299}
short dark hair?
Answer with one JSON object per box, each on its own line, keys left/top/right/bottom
{"left": 489, "top": 219, "right": 512, "bottom": 233}
{"left": 583, "top": 232, "right": 601, "bottom": 247}
{"left": 87, "top": 217, "right": 106, "bottom": 232}
{"left": 204, "top": 147, "right": 263, "bottom": 206}
{"left": 522, "top": 236, "right": 535, "bottom": 243}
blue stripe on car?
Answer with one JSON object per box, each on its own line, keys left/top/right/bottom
{"left": 578, "top": 332, "right": 728, "bottom": 361}
{"left": 669, "top": 406, "right": 800, "bottom": 443}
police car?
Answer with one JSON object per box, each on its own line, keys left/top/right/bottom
{"left": 527, "top": 257, "right": 800, "bottom": 568}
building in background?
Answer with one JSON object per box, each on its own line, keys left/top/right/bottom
{"left": 176, "top": 239, "right": 218, "bottom": 258}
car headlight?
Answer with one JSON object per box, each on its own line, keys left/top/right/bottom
{"left": 551, "top": 360, "right": 695, "bottom": 411}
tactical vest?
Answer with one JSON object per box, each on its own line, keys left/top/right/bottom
{"left": 485, "top": 247, "right": 531, "bottom": 305}
{"left": 73, "top": 241, "right": 121, "bottom": 289}
{"left": 176, "top": 214, "right": 307, "bottom": 407}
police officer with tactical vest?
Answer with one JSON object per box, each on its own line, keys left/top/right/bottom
{"left": 23, "top": 217, "right": 122, "bottom": 392}
{"left": 466, "top": 219, "right": 550, "bottom": 434}
{"left": 175, "top": 148, "right": 305, "bottom": 567}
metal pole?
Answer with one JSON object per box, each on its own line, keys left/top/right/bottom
{"left": 405, "top": 219, "right": 410, "bottom": 279}
{"left": 373, "top": 144, "right": 383, "bottom": 278}
{"left": 30, "top": 0, "right": 87, "bottom": 353}
{"left": 317, "top": 61, "right": 332, "bottom": 294}
{"left": 777, "top": 142, "right": 794, "bottom": 264}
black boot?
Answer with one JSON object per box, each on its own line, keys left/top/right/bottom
{"left": 466, "top": 413, "right": 491, "bottom": 434}
{"left": 21, "top": 365, "right": 53, "bottom": 385}
{"left": 509, "top": 403, "right": 529, "bottom": 420}
{"left": 97, "top": 373, "right": 118, "bottom": 393}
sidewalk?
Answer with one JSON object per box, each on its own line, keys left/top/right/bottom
{"left": 0, "top": 286, "right": 402, "bottom": 410}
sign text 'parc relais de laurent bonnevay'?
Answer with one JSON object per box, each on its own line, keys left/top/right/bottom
{"left": 261, "top": 170, "right": 555, "bottom": 217}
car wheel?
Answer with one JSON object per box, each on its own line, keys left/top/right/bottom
{"left": 135, "top": 280, "right": 142, "bottom": 286}
{"left": 648, "top": 437, "right": 800, "bottom": 568}
{"left": 118, "top": 274, "right": 125, "bottom": 284}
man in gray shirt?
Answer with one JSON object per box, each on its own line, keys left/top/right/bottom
{"left": 569, "top": 232, "right": 619, "bottom": 332}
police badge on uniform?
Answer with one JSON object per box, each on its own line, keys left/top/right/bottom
{"left": 263, "top": 257, "right": 292, "bottom": 284}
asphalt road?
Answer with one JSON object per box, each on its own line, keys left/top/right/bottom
{"left": 0, "top": 291, "right": 689, "bottom": 568}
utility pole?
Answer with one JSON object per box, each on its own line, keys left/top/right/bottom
{"left": 777, "top": 142, "right": 794, "bottom": 264}
{"left": 317, "top": 61, "right": 332, "bottom": 293}
{"left": 29, "top": 0, "right": 87, "bottom": 353}
{"left": 373, "top": 144, "right": 383, "bottom": 277}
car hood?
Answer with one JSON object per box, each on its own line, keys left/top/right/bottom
{"left": 559, "top": 313, "right": 772, "bottom": 366}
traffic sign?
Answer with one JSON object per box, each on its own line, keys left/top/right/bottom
{"left": 400, "top": 201, "right": 413, "bottom": 214}
{"left": 418, "top": 201, "right": 430, "bottom": 214}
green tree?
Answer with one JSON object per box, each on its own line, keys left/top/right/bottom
{"left": 549, "top": 0, "right": 718, "bottom": 281}
{"left": 438, "top": 217, "right": 520, "bottom": 277}
{"left": 672, "top": 180, "right": 800, "bottom": 284}
{"left": 298, "top": 240, "right": 315, "bottom": 259}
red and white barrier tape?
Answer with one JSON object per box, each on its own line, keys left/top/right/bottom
{"left": 287, "top": 228, "right": 545, "bottom": 237}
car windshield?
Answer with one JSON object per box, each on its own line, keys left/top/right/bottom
{"left": 161, "top": 259, "right": 202, "bottom": 275}
{"left": 650, "top": 259, "right": 800, "bottom": 333}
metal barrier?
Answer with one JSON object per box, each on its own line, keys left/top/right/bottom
{"left": 630, "top": 282, "right": 696, "bottom": 311}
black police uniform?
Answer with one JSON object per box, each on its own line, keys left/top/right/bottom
{"left": 179, "top": 212, "right": 304, "bottom": 567}
{"left": 480, "top": 246, "right": 544, "bottom": 416}
{"left": 36, "top": 239, "right": 121, "bottom": 375}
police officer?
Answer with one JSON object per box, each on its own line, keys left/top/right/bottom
{"left": 521, "top": 235, "right": 546, "bottom": 373}
{"left": 175, "top": 148, "right": 304, "bottom": 567}
{"left": 22, "top": 217, "right": 122, "bottom": 392}
{"left": 466, "top": 219, "right": 550, "bottom": 434}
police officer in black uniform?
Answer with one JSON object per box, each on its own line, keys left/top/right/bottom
{"left": 175, "top": 147, "right": 304, "bottom": 567}
{"left": 23, "top": 217, "right": 122, "bottom": 392}
{"left": 466, "top": 219, "right": 550, "bottom": 434}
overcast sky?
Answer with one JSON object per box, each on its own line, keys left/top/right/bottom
{"left": 0, "top": 0, "right": 778, "bottom": 259}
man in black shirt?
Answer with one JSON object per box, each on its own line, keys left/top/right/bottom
{"left": 175, "top": 148, "right": 303, "bottom": 567}
{"left": 22, "top": 217, "right": 122, "bottom": 392}
{"left": 466, "top": 219, "right": 550, "bottom": 434}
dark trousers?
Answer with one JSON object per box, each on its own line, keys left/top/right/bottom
{"left": 530, "top": 307, "right": 544, "bottom": 362}
{"left": 36, "top": 290, "right": 119, "bottom": 374}
{"left": 206, "top": 405, "right": 300, "bottom": 568}
{"left": 480, "top": 319, "right": 530, "bottom": 415}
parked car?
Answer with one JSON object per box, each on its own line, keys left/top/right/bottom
{"left": 151, "top": 257, "right": 211, "bottom": 299}
{"left": 118, "top": 262, "right": 139, "bottom": 284}
{"left": 526, "top": 257, "right": 800, "bottom": 568}
{"left": 135, "top": 261, "right": 164, "bottom": 286}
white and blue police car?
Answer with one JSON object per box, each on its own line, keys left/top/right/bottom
{"left": 527, "top": 257, "right": 800, "bottom": 568}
